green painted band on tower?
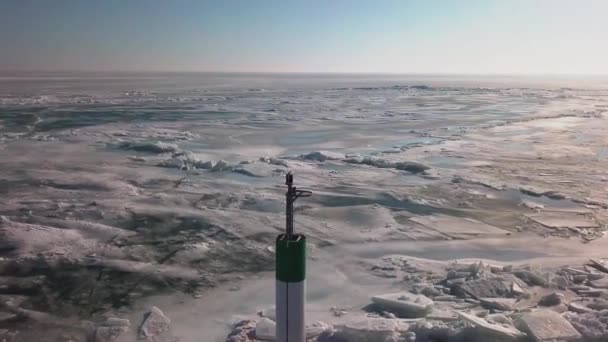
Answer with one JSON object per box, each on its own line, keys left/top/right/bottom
{"left": 276, "top": 234, "right": 306, "bottom": 282}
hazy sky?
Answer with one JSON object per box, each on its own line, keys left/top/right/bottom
{"left": 1, "top": 0, "right": 607, "bottom": 74}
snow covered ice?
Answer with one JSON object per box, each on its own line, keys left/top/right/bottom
{"left": 1, "top": 72, "right": 608, "bottom": 341}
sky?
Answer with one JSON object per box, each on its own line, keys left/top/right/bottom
{"left": 1, "top": 0, "right": 607, "bottom": 75}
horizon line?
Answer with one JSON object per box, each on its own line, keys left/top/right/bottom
{"left": 1, "top": 69, "right": 608, "bottom": 78}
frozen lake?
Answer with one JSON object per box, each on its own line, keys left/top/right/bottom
{"left": 1, "top": 72, "right": 608, "bottom": 341}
